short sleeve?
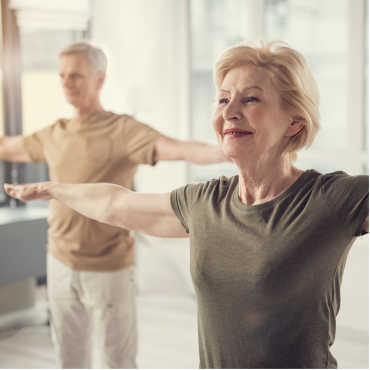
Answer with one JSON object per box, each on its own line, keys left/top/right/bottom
{"left": 23, "top": 125, "right": 52, "bottom": 163}
{"left": 123, "top": 115, "right": 162, "bottom": 166}
{"left": 321, "top": 172, "right": 369, "bottom": 236}
{"left": 170, "top": 182, "right": 207, "bottom": 233}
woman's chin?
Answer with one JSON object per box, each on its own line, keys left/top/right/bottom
{"left": 223, "top": 148, "right": 250, "bottom": 160}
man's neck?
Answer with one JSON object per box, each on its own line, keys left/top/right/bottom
{"left": 74, "top": 101, "right": 104, "bottom": 118}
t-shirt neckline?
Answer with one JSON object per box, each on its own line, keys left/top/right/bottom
{"left": 70, "top": 111, "right": 114, "bottom": 126}
{"left": 232, "top": 169, "right": 319, "bottom": 212}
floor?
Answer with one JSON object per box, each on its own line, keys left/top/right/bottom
{"left": 0, "top": 235, "right": 368, "bottom": 369}
{"left": 0, "top": 291, "right": 368, "bottom": 369}
{"left": 0, "top": 293, "right": 199, "bottom": 369}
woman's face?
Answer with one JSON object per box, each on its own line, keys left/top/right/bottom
{"left": 212, "top": 63, "right": 299, "bottom": 161}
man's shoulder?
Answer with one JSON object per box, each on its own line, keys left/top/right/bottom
{"left": 104, "top": 113, "right": 145, "bottom": 128}
{"left": 24, "top": 118, "right": 70, "bottom": 137}
{"left": 105, "top": 112, "right": 135, "bottom": 121}
{"left": 53, "top": 117, "right": 72, "bottom": 128}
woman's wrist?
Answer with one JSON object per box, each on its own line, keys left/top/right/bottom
{"left": 42, "top": 182, "right": 60, "bottom": 201}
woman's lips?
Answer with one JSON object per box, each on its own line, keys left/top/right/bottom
{"left": 223, "top": 128, "right": 252, "bottom": 138}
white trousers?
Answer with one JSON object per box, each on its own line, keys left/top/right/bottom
{"left": 47, "top": 253, "right": 137, "bottom": 369}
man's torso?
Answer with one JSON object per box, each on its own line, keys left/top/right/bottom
{"left": 24, "top": 111, "right": 161, "bottom": 271}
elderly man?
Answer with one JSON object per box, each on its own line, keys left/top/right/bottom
{"left": 0, "top": 41, "right": 228, "bottom": 368}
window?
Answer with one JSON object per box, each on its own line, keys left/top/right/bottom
{"left": 266, "top": 0, "right": 348, "bottom": 174}
{"left": 0, "top": 0, "right": 90, "bottom": 207}
{"left": 19, "top": 29, "right": 84, "bottom": 188}
{"left": 20, "top": 29, "right": 81, "bottom": 136}
{"left": 189, "top": 0, "right": 250, "bottom": 182}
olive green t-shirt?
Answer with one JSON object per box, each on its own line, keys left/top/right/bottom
{"left": 170, "top": 170, "right": 369, "bottom": 369}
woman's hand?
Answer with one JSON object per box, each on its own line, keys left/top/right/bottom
{"left": 4, "top": 182, "right": 54, "bottom": 201}
{"left": 4, "top": 182, "right": 188, "bottom": 238}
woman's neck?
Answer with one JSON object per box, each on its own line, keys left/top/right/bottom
{"left": 235, "top": 154, "right": 303, "bottom": 206}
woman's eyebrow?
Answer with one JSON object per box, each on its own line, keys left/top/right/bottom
{"left": 242, "top": 85, "right": 263, "bottom": 92}
{"left": 219, "top": 85, "right": 263, "bottom": 93}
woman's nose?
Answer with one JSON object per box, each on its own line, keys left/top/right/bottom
{"left": 223, "top": 100, "right": 242, "bottom": 121}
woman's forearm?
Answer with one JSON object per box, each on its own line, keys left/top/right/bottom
{"left": 4, "top": 181, "right": 188, "bottom": 238}
{"left": 5, "top": 181, "right": 132, "bottom": 227}
{"left": 52, "top": 182, "right": 131, "bottom": 226}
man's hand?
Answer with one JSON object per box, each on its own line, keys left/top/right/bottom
{"left": 4, "top": 182, "right": 53, "bottom": 202}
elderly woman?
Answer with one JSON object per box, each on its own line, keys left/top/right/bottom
{"left": 5, "top": 40, "right": 369, "bottom": 369}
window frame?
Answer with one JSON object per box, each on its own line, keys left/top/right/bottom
{"left": 0, "top": 0, "right": 24, "bottom": 207}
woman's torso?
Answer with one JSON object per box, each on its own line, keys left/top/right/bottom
{"left": 171, "top": 170, "right": 368, "bottom": 368}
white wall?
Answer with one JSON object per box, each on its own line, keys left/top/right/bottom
{"left": 337, "top": 237, "right": 369, "bottom": 332}
{"left": 91, "top": 0, "right": 190, "bottom": 193}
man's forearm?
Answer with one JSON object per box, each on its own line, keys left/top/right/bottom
{"left": 153, "top": 136, "right": 231, "bottom": 164}
{"left": 182, "top": 141, "right": 225, "bottom": 164}
{"left": 0, "top": 136, "right": 32, "bottom": 162}
{"left": 0, "top": 137, "right": 5, "bottom": 160}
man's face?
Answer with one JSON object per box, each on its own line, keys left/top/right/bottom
{"left": 58, "top": 52, "right": 104, "bottom": 108}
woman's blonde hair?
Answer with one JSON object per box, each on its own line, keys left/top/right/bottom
{"left": 214, "top": 39, "right": 321, "bottom": 161}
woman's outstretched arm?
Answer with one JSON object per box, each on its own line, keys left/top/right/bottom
{"left": 4, "top": 182, "right": 188, "bottom": 238}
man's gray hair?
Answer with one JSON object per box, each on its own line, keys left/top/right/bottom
{"left": 59, "top": 41, "right": 108, "bottom": 74}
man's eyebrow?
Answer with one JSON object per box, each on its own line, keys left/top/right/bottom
{"left": 219, "top": 85, "right": 263, "bottom": 93}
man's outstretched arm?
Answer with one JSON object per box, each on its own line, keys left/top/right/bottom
{"left": 4, "top": 182, "right": 188, "bottom": 238}
{"left": 0, "top": 136, "right": 32, "bottom": 162}
{"left": 153, "top": 135, "right": 231, "bottom": 164}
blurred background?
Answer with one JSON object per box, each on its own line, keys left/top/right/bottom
{"left": 0, "top": 0, "right": 368, "bottom": 368}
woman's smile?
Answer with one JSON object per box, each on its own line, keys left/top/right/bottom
{"left": 223, "top": 128, "right": 253, "bottom": 138}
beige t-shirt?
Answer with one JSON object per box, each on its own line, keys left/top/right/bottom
{"left": 23, "top": 111, "right": 162, "bottom": 271}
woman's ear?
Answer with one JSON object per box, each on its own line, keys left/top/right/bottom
{"left": 285, "top": 117, "right": 305, "bottom": 137}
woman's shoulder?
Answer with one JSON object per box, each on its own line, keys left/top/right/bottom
{"left": 319, "top": 170, "right": 368, "bottom": 190}
{"left": 172, "top": 175, "right": 238, "bottom": 208}
{"left": 314, "top": 170, "right": 369, "bottom": 237}
{"left": 295, "top": 169, "right": 368, "bottom": 199}
{"left": 186, "top": 175, "right": 238, "bottom": 196}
